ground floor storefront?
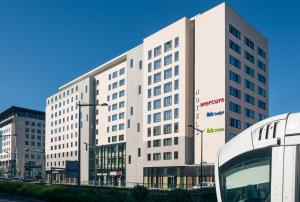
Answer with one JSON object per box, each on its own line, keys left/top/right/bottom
{"left": 143, "top": 165, "right": 214, "bottom": 189}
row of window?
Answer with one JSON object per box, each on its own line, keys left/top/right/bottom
{"left": 147, "top": 123, "right": 179, "bottom": 136}
{"left": 108, "top": 68, "right": 125, "bottom": 80}
{"left": 147, "top": 109, "right": 179, "bottom": 123}
{"left": 48, "top": 85, "right": 81, "bottom": 104}
{"left": 229, "top": 54, "right": 266, "bottom": 72}
{"left": 148, "top": 37, "right": 179, "bottom": 60}
{"left": 50, "top": 141, "right": 77, "bottom": 150}
{"left": 229, "top": 86, "right": 266, "bottom": 109}
{"left": 25, "top": 121, "right": 44, "bottom": 127}
{"left": 107, "top": 79, "right": 125, "bottom": 91}
{"left": 148, "top": 52, "right": 179, "bottom": 73}
{"left": 229, "top": 24, "right": 266, "bottom": 59}
{"left": 147, "top": 151, "right": 179, "bottom": 161}
{"left": 47, "top": 151, "right": 77, "bottom": 160}
{"left": 147, "top": 137, "right": 179, "bottom": 148}
{"left": 229, "top": 70, "right": 266, "bottom": 85}
{"left": 229, "top": 102, "right": 257, "bottom": 119}
{"left": 147, "top": 80, "right": 179, "bottom": 98}
{"left": 230, "top": 114, "right": 266, "bottom": 130}
{"left": 148, "top": 95, "right": 179, "bottom": 111}
{"left": 148, "top": 65, "right": 179, "bottom": 85}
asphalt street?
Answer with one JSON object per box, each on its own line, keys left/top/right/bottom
{"left": 0, "top": 193, "right": 43, "bottom": 202}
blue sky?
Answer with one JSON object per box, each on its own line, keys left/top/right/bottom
{"left": 0, "top": 0, "right": 299, "bottom": 116}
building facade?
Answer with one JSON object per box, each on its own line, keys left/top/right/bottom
{"left": 46, "top": 3, "right": 268, "bottom": 188}
{"left": 0, "top": 106, "right": 45, "bottom": 180}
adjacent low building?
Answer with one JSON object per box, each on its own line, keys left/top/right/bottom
{"left": 45, "top": 2, "right": 268, "bottom": 188}
{"left": 0, "top": 106, "right": 45, "bottom": 180}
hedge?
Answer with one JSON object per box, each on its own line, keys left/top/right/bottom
{"left": 0, "top": 181, "right": 217, "bottom": 202}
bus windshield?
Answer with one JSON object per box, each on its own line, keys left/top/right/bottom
{"left": 219, "top": 149, "right": 271, "bottom": 202}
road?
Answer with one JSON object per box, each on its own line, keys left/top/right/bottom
{"left": 0, "top": 193, "right": 43, "bottom": 202}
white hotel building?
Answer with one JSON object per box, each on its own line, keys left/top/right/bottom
{"left": 46, "top": 3, "right": 268, "bottom": 188}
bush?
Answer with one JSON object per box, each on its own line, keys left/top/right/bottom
{"left": 0, "top": 180, "right": 216, "bottom": 202}
{"left": 131, "top": 185, "right": 149, "bottom": 201}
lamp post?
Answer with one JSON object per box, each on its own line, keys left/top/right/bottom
{"left": 77, "top": 102, "right": 108, "bottom": 187}
{"left": 187, "top": 124, "right": 204, "bottom": 189}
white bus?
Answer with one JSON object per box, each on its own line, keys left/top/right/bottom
{"left": 215, "top": 113, "right": 300, "bottom": 202}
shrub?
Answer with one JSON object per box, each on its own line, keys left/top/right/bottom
{"left": 131, "top": 185, "right": 149, "bottom": 201}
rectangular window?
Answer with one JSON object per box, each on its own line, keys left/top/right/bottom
{"left": 229, "top": 40, "right": 241, "bottom": 54}
{"left": 153, "top": 112, "right": 161, "bottom": 122}
{"left": 147, "top": 141, "right": 151, "bottom": 148}
{"left": 153, "top": 139, "right": 161, "bottom": 147}
{"left": 245, "top": 79, "right": 255, "bottom": 91}
{"left": 229, "top": 71, "right": 241, "bottom": 84}
{"left": 245, "top": 93, "right": 255, "bottom": 105}
{"left": 245, "top": 65, "right": 255, "bottom": 77}
{"left": 164, "top": 124, "right": 172, "bottom": 134}
{"left": 229, "top": 86, "right": 241, "bottom": 99}
{"left": 258, "top": 113, "right": 266, "bottom": 121}
{"left": 138, "top": 85, "right": 142, "bottom": 94}
{"left": 154, "top": 59, "right": 161, "bottom": 70}
{"left": 130, "top": 59, "right": 133, "bottom": 67}
{"left": 174, "top": 108, "right": 179, "bottom": 118}
{"left": 258, "top": 100, "right": 266, "bottom": 110}
{"left": 164, "top": 96, "right": 172, "bottom": 107}
{"left": 244, "top": 51, "right": 255, "bottom": 64}
{"left": 148, "top": 89, "right": 152, "bottom": 98}
{"left": 154, "top": 45, "right": 161, "bottom": 57}
{"left": 174, "top": 65, "right": 179, "bottom": 76}
{"left": 164, "top": 82, "right": 172, "bottom": 93}
{"left": 164, "top": 110, "right": 172, "bottom": 121}
{"left": 174, "top": 151, "right": 178, "bottom": 159}
{"left": 244, "top": 36, "right": 254, "bottom": 50}
{"left": 163, "top": 152, "right": 172, "bottom": 160}
{"left": 229, "top": 102, "right": 241, "bottom": 114}
{"left": 137, "top": 123, "right": 141, "bottom": 132}
{"left": 164, "top": 40, "right": 172, "bottom": 52}
{"left": 154, "top": 72, "right": 161, "bottom": 83}
{"left": 257, "top": 73, "right": 266, "bottom": 84}
{"left": 148, "top": 50, "right": 152, "bottom": 60}
{"left": 229, "top": 55, "right": 241, "bottom": 69}
{"left": 138, "top": 148, "right": 141, "bottom": 157}
{"left": 119, "top": 68, "right": 125, "bottom": 75}
{"left": 147, "top": 102, "right": 151, "bottom": 111}
{"left": 127, "top": 119, "right": 130, "bottom": 128}
{"left": 229, "top": 117, "right": 241, "bottom": 129}
{"left": 147, "top": 154, "right": 151, "bottom": 161}
{"left": 148, "top": 63, "right": 152, "bottom": 73}
{"left": 257, "top": 86, "right": 266, "bottom": 97}
{"left": 147, "top": 115, "right": 151, "bottom": 124}
{"left": 119, "top": 79, "right": 125, "bottom": 86}
{"left": 229, "top": 24, "right": 241, "bottom": 39}
{"left": 119, "top": 90, "right": 125, "bottom": 97}
{"left": 147, "top": 128, "right": 151, "bottom": 136}
{"left": 257, "top": 60, "right": 266, "bottom": 71}
{"left": 174, "top": 94, "right": 179, "bottom": 104}
{"left": 153, "top": 86, "right": 161, "bottom": 96}
{"left": 119, "top": 101, "right": 125, "bottom": 108}
{"left": 164, "top": 68, "right": 172, "bottom": 80}
{"left": 174, "top": 122, "right": 179, "bottom": 133}
{"left": 130, "top": 106, "right": 133, "bottom": 115}
{"left": 148, "top": 76, "right": 152, "bottom": 85}
{"left": 163, "top": 138, "right": 172, "bottom": 146}
{"left": 175, "top": 37, "right": 179, "bottom": 48}
{"left": 245, "top": 108, "right": 255, "bottom": 119}
{"left": 153, "top": 99, "right": 161, "bottom": 109}
{"left": 164, "top": 54, "right": 172, "bottom": 66}
{"left": 153, "top": 153, "right": 161, "bottom": 161}
{"left": 174, "top": 51, "right": 179, "bottom": 62}
{"left": 153, "top": 126, "right": 161, "bottom": 136}
{"left": 257, "top": 47, "right": 266, "bottom": 59}
{"left": 174, "top": 80, "right": 179, "bottom": 90}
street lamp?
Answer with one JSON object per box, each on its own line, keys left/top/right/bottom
{"left": 187, "top": 124, "right": 204, "bottom": 189}
{"left": 77, "top": 102, "right": 108, "bottom": 187}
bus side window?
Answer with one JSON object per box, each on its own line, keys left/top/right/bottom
{"left": 259, "top": 128, "right": 263, "bottom": 140}
{"left": 265, "top": 124, "right": 270, "bottom": 139}
{"left": 273, "top": 122, "right": 278, "bottom": 138}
